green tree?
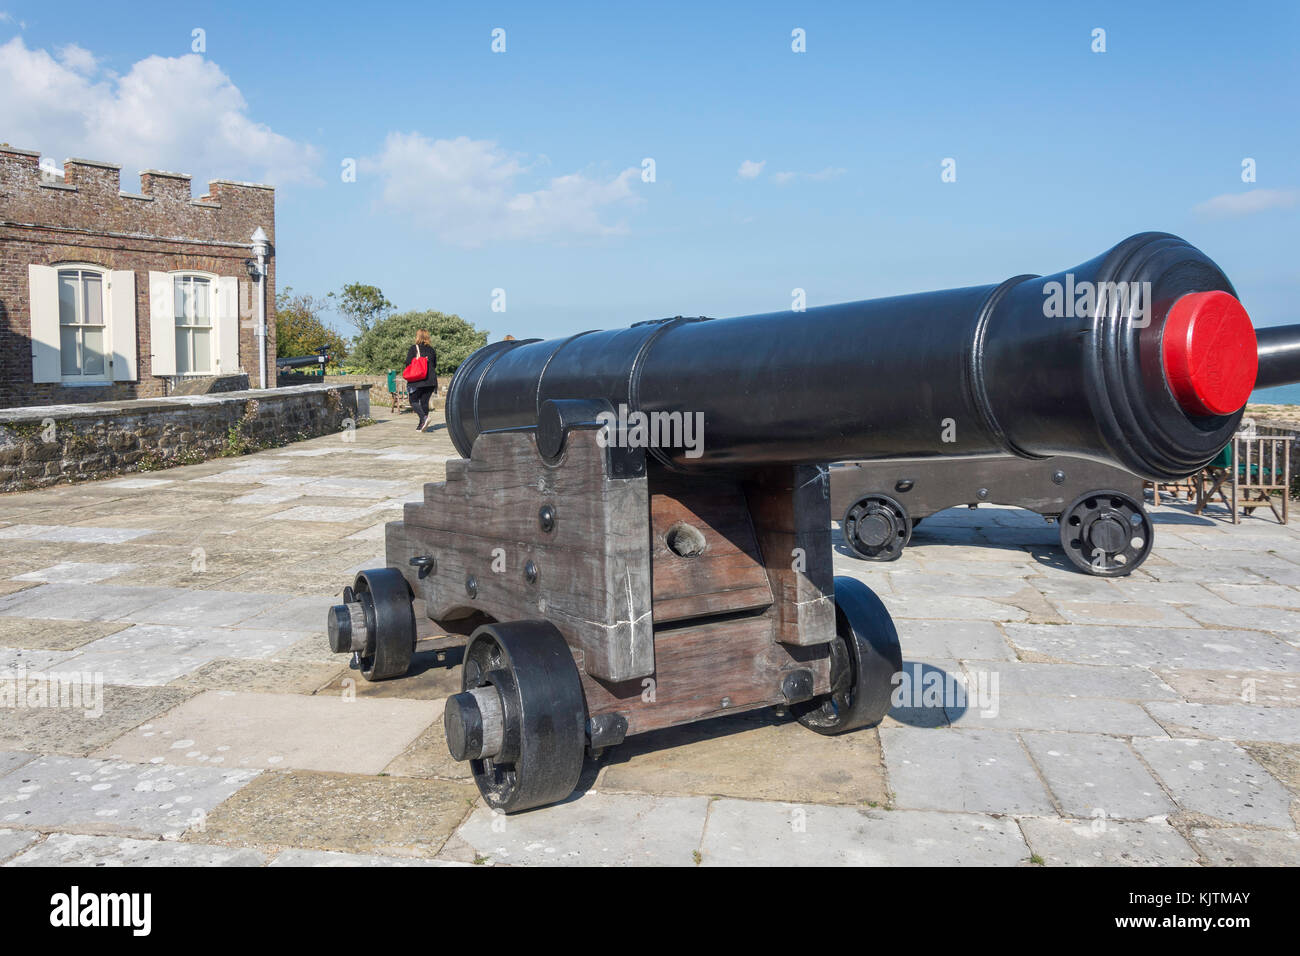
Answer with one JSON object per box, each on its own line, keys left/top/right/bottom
{"left": 333, "top": 283, "right": 394, "bottom": 335}
{"left": 351, "top": 310, "right": 488, "bottom": 376}
{"left": 275, "top": 288, "right": 350, "bottom": 364}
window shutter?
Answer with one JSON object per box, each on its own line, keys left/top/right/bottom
{"left": 109, "top": 270, "right": 137, "bottom": 381}
{"left": 214, "top": 276, "right": 240, "bottom": 374}
{"left": 148, "top": 271, "right": 176, "bottom": 376}
{"left": 28, "top": 264, "right": 61, "bottom": 383}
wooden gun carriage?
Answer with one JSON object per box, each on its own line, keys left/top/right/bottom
{"left": 326, "top": 233, "right": 1265, "bottom": 812}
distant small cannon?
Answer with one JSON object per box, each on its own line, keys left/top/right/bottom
{"left": 832, "top": 321, "right": 1300, "bottom": 575}
{"left": 327, "top": 232, "right": 1264, "bottom": 812}
{"left": 1255, "top": 323, "right": 1300, "bottom": 390}
{"left": 275, "top": 347, "right": 330, "bottom": 375}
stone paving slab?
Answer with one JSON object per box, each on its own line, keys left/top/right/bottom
{"left": 887, "top": 619, "right": 1015, "bottom": 662}
{"left": 0, "top": 755, "right": 257, "bottom": 838}
{"left": 1145, "top": 702, "right": 1300, "bottom": 744}
{"left": 880, "top": 728, "right": 1056, "bottom": 814}
{"left": 595, "top": 711, "right": 888, "bottom": 805}
{"left": 0, "top": 685, "right": 192, "bottom": 755}
{"left": 96, "top": 690, "right": 439, "bottom": 773}
{"left": 169, "top": 658, "right": 344, "bottom": 695}
{"left": 120, "top": 589, "right": 292, "bottom": 627}
{"left": 1021, "top": 733, "right": 1176, "bottom": 819}
{"left": 1019, "top": 818, "right": 1199, "bottom": 866}
{"left": 0, "top": 827, "right": 40, "bottom": 862}
{"left": 0, "top": 619, "right": 130, "bottom": 652}
{"left": 1241, "top": 742, "right": 1300, "bottom": 796}
{"left": 455, "top": 791, "right": 710, "bottom": 866}
{"left": 1205, "top": 584, "right": 1300, "bottom": 609}
{"left": 381, "top": 710, "right": 472, "bottom": 782}
{"left": 60, "top": 625, "right": 313, "bottom": 685}
{"left": 980, "top": 662, "right": 1177, "bottom": 700}
{"left": 191, "top": 770, "right": 476, "bottom": 858}
{"left": 1133, "top": 738, "right": 1295, "bottom": 828}
{"left": 1004, "top": 623, "right": 1300, "bottom": 672}
{"left": 946, "top": 695, "right": 1164, "bottom": 736}
{"left": 316, "top": 648, "right": 461, "bottom": 701}
{"left": 271, "top": 634, "right": 341, "bottom": 664}
{"left": 1049, "top": 601, "right": 1200, "bottom": 628}
{"left": 0, "top": 525, "right": 155, "bottom": 544}
{"left": 1188, "top": 827, "right": 1300, "bottom": 866}
{"left": 5, "top": 832, "right": 267, "bottom": 866}
{"left": 1182, "top": 604, "right": 1298, "bottom": 636}
{"left": 1156, "top": 669, "right": 1300, "bottom": 706}
{"left": 0, "top": 646, "right": 78, "bottom": 672}
{"left": 14, "top": 562, "right": 139, "bottom": 584}
{"left": 0, "top": 752, "right": 34, "bottom": 776}
{"left": 0, "top": 584, "right": 182, "bottom": 623}
{"left": 700, "top": 801, "right": 1029, "bottom": 866}
{"left": 267, "top": 848, "right": 462, "bottom": 866}
{"left": 879, "top": 593, "right": 1030, "bottom": 623}
{"left": 238, "top": 594, "right": 336, "bottom": 632}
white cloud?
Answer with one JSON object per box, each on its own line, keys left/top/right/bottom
{"left": 1194, "top": 189, "right": 1300, "bottom": 219}
{"left": 56, "top": 43, "right": 97, "bottom": 74}
{"left": 361, "top": 132, "right": 643, "bottom": 247}
{"left": 738, "top": 159, "right": 765, "bottom": 179}
{"left": 0, "top": 37, "right": 319, "bottom": 187}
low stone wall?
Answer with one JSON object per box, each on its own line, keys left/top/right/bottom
{"left": 0, "top": 383, "right": 372, "bottom": 492}
{"left": 325, "top": 373, "right": 445, "bottom": 412}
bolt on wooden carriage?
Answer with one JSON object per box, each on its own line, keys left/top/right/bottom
{"left": 327, "top": 233, "right": 1266, "bottom": 812}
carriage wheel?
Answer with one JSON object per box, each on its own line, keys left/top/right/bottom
{"left": 1058, "top": 489, "right": 1154, "bottom": 576}
{"left": 795, "top": 577, "right": 903, "bottom": 735}
{"left": 443, "top": 620, "right": 587, "bottom": 813}
{"left": 325, "top": 568, "right": 415, "bottom": 681}
{"left": 842, "top": 494, "right": 912, "bottom": 561}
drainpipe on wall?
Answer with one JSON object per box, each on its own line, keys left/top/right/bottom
{"left": 250, "top": 227, "right": 270, "bottom": 389}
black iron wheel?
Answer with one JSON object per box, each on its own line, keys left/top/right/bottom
{"left": 449, "top": 620, "right": 586, "bottom": 813}
{"left": 1058, "top": 489, "right": 1154, "bottom": 576}
{"left": 795, "top": 577, "right": 903, "bottom": 735}
{"left": 353, "top": 568, "right": 416, "bottom": 681}
{"left": 842, "top": 494, "right": 912, "bottom": 561}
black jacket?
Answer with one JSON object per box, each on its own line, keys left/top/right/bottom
{"left": 404, "top": 344, "right": 439, "bottom": 391}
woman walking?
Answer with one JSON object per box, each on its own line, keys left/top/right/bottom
{"left": 404, "top": 330, "right": 439, "bottom": 431}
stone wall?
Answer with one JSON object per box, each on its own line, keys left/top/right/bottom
{"left": 0, "top": 146, "right": 277, "bottom": 408}
{"left": 0, "top": 384, "right": 370, "bottom": 492}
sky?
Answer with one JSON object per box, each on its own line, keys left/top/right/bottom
{"left": 1, "top": 0, "right": 1297, "bottom": 343}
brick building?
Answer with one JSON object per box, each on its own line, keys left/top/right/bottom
{"left": 0, "top": 146, "right": 276, "bottom": 408}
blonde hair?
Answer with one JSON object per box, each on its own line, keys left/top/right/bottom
{"left": 415, "top": 329, "right": 431, "bottom": 346}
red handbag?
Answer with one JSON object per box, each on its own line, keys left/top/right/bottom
{"left": 402, "top": 346, "right": 429, "bottom": 383}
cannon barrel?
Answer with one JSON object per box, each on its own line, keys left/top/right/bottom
{"left": 447, "top": 233, "right": 1261, "bottom": 481}
{"left": 1254, "top": 323, "right": 1300, "bottom": 391}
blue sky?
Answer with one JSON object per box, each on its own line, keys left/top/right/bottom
{"left": 2, "top": 0, "right": 1297, "bottom": 341}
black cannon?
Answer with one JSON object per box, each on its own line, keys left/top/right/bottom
{"left": 327, "top": 232, "right": 1263, "bottom": 812}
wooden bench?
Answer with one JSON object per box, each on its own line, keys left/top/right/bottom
{"left": 1196, "top": 434, "right": 1293, "bottom": 524}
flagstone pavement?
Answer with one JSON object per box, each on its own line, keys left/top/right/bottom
{"left": 0, "top": 407, "right": 1297, "bottom": 866}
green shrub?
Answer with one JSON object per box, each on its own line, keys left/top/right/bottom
{"left": 351, "top": 310, "right": 488, "bottom": 376}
